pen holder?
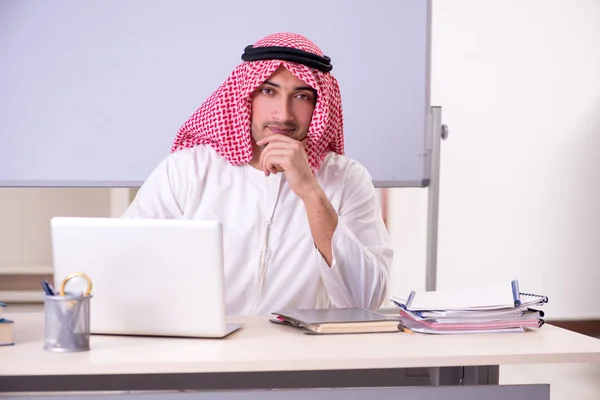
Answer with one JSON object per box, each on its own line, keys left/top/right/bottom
{"left": 44, "top": 293, "right": 92, "bottom": 352}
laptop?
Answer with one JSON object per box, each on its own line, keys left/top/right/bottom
{"left": 50, "top": 217, "right": 243, "bottom": 338}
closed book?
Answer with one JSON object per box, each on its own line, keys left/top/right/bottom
{"left": 271, "top": 307, "right": 400, "bottom": 334}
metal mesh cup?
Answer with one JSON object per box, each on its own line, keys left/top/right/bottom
{"left": 44, "top": 293, "right": 92, "bottom": 352}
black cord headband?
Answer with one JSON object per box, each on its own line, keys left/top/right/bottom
{"left": 241, "top": 45, "right": 333, "bottom": 73}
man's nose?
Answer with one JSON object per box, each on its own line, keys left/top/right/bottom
{"left": 273, "top": 97, "right": 294, "bottom": 124}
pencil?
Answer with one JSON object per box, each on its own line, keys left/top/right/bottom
{"left": 398, "top": 322, "right": 414, "bottom": 334}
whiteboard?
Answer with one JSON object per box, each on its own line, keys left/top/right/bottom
{"left": 0, "top": 0, "right": 432, "bottom": 187}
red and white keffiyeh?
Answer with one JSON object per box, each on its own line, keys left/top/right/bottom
{"left": 171, "top": 33, "right": 344, "bottom": 175}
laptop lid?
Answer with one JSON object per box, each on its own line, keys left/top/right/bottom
{"left": 50, "top": 217, "right": 234, "bottom": 338}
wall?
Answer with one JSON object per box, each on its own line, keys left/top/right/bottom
{"left": 0, "top": 188, "right": 112, "bottom": 301}
{"left": 387, "top": 0, "right": 600, "bottom": 319}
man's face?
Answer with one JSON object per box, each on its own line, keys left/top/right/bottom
{"left": 250, "top": 66, "right": 316, "bottom": 146}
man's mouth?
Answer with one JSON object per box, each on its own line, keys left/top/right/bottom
{"left": 268, "top": 126, "right": 295, "bottom": 135}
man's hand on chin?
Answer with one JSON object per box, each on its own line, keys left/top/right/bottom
{"left": 256, "top": 134, "right": 320, "bottom": 200}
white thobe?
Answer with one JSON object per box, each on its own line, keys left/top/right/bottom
{"left": 122, "top": 145, "right": 393, "bottom": 315}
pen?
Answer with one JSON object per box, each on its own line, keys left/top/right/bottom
{"left": 41, "top": 279, "right": 55, "bottom": 296}
{"left": 47, "top": 281, "right": 57, "bottom": 295}
{"left": 511, "top": 279, "right": 521, "bottom": 306}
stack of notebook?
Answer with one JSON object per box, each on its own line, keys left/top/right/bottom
{"left": 0, "top": 301, "right": 14, "bottom": 346}
{"left": 391, "top": 280, "right": 548, "bottom": 335}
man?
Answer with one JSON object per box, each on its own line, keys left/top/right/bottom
{"left": 122, "top": 32, "right": 393, "bottom": 315}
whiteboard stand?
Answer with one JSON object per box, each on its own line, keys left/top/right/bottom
{"left": 425, "top": 106, "right": 449, "bottom": 291}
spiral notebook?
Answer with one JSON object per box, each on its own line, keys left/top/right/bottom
{"left": 392, "top": 280, "right": 548, "bottom": 312}
{"left": 390, "top": 280, "right": 548, "bottom": 335}
{"left": 518, "top": 292, "right": 549, "bottom": 307}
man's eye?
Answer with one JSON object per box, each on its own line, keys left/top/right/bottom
{"left": 296, "top": 93, "right": 310, "bottom": 100}
{"left": 261, "top": 88, "right": 273, "bottom": 95}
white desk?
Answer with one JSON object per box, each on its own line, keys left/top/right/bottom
{"left": 2, "top": 312, "right": 600, "bottom": 399}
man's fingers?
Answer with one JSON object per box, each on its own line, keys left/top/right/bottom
{"left": 259, "top": 139, "right": 298, "bottom": 150}
{"left": 259, "top": 148, "right": 294, "bottom": 169}
{"left": 257, "top": 134, "right": 306, "bottom": 147}
{"left": 258, "top": 141, "right": 294, "bottom": 168}
{"left": 257, "top": 134, "right": 291, "bottom": 145}
{"left": 261, "top": 148, "right": 295, "bottom": 158}
{"left": 262, "top": 155, "right": 287, "bottom": 175}
{"left": 257, "top": 136, "right": 307, "bottom": 175}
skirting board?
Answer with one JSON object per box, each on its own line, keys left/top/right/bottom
{"left": 0, "top": 290, "right": 45, "bottom": 303}
{"left": 0, "top": 272, "right": 53, "bottom": 302}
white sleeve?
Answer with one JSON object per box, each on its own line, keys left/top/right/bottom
{"left": 121, "top": 154, "right": 187, "bottom": 219}
{"left": 316, "top": 162, "right": 393, "bottom": 310}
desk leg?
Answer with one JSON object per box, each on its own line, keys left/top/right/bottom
{"left": 429, "top": 365, "right": 499, "bottom": 385}
{"left": 463, "top": 365, "right": 499, "bottom": 385}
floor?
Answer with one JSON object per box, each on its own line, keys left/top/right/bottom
{"left": 4, "top": 304, "right": 600, "bottom": 399}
